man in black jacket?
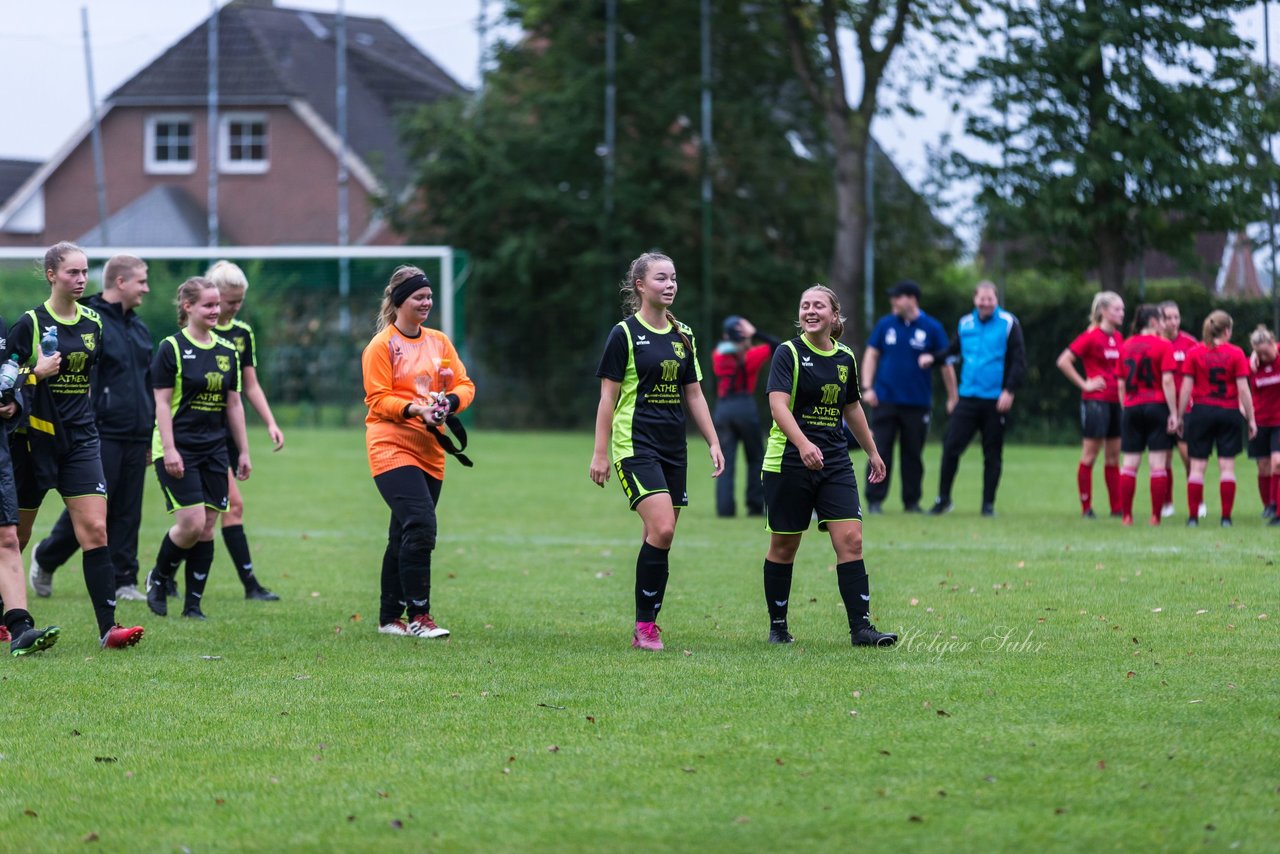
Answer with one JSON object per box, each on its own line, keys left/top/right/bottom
{"left": 30, "top": 255, "right": 154, "bottom": 600}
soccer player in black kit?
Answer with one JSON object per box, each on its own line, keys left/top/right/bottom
{"left": 5, "top": 242, "right": 143, "bottom": 649}
{"left": 208, "top": 260, "right": 282, "bottom": 601}
{"left": 145, "top": 278, "right": 251, "bottom": 620}
{"left": 759, "top": 285, "right": 895, "bottom": 647}
{"left": 589, "top": 252, "right": 724, "bottom": 651}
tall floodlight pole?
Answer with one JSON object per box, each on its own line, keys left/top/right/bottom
{"left": 207, "top": 0, "right": 219, "bottom": 246}
{"left": 336, "top": 0, "right": 351, "bottom": 334}
{"left": 602, "top": 0, "right": 617, "bottom": 324}
{"left": 864, "top": 145, "right": 875, "bottom": 332}
{"left": 1266, "top": 1, "right": 1279, "bottom": 334}
{"left": 81, "top": 7, "right": 110, "bottom": 244}
{"left": 700, "top": 0, "right": 713, "bottom": 343}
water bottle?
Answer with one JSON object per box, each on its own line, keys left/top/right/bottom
{"left": 0, "top": 355, "right": 19, "bottom": 392}
{"left": 40, "top": 326, "right": 59, "bottom": 357}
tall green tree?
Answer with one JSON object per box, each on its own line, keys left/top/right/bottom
{"left": 952, "top": 0, "right": 1278, "bottom": 292}
{"left": 781, "top": 0, "right": 974, "bottom": 333}
{"left": 392, "top": 0, "right": 834, "bottom": 425}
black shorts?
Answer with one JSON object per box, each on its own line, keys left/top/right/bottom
{"left": 1080, "top": 400, "right": 1121, "bottom": 439}
{"left": 1184, "top": 405, "right": 1244, "bottom": 459}
{"left": 613, "top": 456, "right": 688, "bottom": 510}
{"left": 1247, "top": 424, "right": 1280, "bottom": 459}
{"left": 1120, "top": 404, "right": 1173, "bottom": 454}
{"left": 762, "top": 464, "right": 861, "bottom": 534}
{"left": 0, "top": 436, "right": 19, "bottom": 526}
{"left": 14, "top": 438, "right": 108, "bottom": 511}
{"left": 154, "top": 455, "right": 231, "bottom": 514}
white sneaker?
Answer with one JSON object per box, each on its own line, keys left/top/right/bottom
{"left": 1197, "top": 503, "right": 1208, "bottom": 519}
{"left": 1160, "top": 502, "right": 1175, "bottom": 518}
{"left": 407, "top": 613, "right": 450, "bottom": 639}
{"left": 115, "top": 584, "right": 147, "bottom": 601}
{"left": 29, "top": 548, "right": 52, "bottom": 598}
{"left": 378, "top": 619, "right": 411, "bottom": 636}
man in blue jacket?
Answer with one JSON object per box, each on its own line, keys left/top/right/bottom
{"left": 860, "top": 280, "right": 948, "bottom": 513}
{"left": 30, "top": 255, "right": 154, "bottom": 600}
{"left": 929, "top": 281, "right": 1026, "bottom": 516}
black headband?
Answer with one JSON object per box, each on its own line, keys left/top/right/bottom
{"left": 392, "top": 274, "right": 430, "bottom": 307}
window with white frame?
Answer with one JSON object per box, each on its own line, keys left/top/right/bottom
{"left": 220, "top": 113, "right": 268, "bottom": 173}
{"left": 145, "top": 114, "right": 195, "bottom": 174}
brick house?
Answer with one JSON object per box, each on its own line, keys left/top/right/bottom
{"left": 0, "top": 0, "right": 463, "bottom": 248}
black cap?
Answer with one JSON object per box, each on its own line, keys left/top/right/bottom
{"left": 722, "top": 315, "right": 745, "bottom": 342}
{"left": 887, "top": 280, "right": 922, "bottom": 300}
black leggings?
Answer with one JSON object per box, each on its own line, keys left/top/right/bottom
{"left": 373, "top": 466, "right": 443, "bottom": 624}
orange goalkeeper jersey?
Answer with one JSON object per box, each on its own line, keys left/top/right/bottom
{"left": 362, "top": 324, "right": 475, "bottom": 479}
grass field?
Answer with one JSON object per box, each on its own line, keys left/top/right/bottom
{"left": 1, "top": 429, "right": 1276, "bottom": 851}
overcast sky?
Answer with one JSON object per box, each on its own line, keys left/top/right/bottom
{"left": 1, "top": 0, "right": 1277, "bottom": 239}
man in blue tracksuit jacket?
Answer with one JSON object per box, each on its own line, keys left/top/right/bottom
{"left": 860, "top": 280, "right": 949, "bottom": 513}
{"left": 30, "top": 255, "right": 154, "bottom": 600}
{"left": 928, "top": 281, "right": 1026, "bottom": 516}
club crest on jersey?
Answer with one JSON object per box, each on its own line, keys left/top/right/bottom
{"left": 81, "top": 332, "right": 96, "bottom": 351}
{"left": 234, "top": 339, "right": 246, "bottom": 353}
{"left": 837, "top": 364, "right": 849, "bottom": 383}
{"left": 672, "top": 342, "right": 686, "bottom": 360}
{"left": 216, "top": 355, "right": 232, "bottom": 372}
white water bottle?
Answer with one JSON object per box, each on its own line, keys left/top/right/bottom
{"left": 0, "top": 355, "right": 19, "bottom": 392}
{"left": 40, "top": 326, "right": 59, "bottom": 357}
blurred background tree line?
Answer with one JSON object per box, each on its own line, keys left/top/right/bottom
{"left": 389, "top": 0, "right": 1280, "bottom": 438}
{"left": 3, "top": 0, "right": 1276, "bottom": 441}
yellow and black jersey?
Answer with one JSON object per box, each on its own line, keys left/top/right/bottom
{"left": 214, "top": 318, "right": 257, "bottom": 370}
{"left": 763, "top": 336, "right": 861, "bottom": 473}
{"left": 6, "top": 302, "right": 103, "bottom": 440}
{"left": 596, "top": 314, "right": 702, "bottom": 466}
{"left": 150, "top": 329, "right": 241, "bottom": 460}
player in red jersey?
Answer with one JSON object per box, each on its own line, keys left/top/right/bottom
{"left": 1246, "top": 326, "right": 1280, "bottom": 523}
{"left": 1056, "top": 291, "right": 1124, "bottom": 518}
{"left": 1158, "top": 301, "right": 1200, "bottom": 516}
{"left": 1176, "top": 310, "right": 1255, "bottom": 527}
{"left": 1113, "top": 305, "right": 1178, "bottom": 526}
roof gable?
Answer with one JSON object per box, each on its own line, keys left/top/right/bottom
{"left": 106, "top": 2, "right": 465, "bottom": 187}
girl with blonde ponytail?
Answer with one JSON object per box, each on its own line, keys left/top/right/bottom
{"left": 757, "top": 284, "right": 894, "bottom": 648}
{"left": 590, "top": 252, "right": 724, "bottom": 651}
{"left": 1056, "top": 291, "right": 1125, "bottom": 518}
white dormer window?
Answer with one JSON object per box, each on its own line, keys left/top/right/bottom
{"left": 220, "top": 113, "right": 269, "bottom": 174}
{"left": 145, "top": 113, "right": 196, "bottom": 174}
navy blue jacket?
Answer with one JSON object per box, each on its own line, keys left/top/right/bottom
{"left": 87, "top": 294, "right": 154, "bottom": 442}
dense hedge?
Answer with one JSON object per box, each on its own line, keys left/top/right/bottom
{"left": 2, "top": 260, "right": 1274, "bottom": 440}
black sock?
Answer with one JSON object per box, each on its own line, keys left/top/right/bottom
{"left": 836, "top": 559, "right": 871, "bottom": 630}
{"left": 634, "top": 541, "right": 669, "bottom": 622}
{"left": 3, "top": 608, "right": 34, "bottom": 636}
{"left": 184, "top": 540, "right": 214, "bottom": 613}
{"left": 763, "top": 560, "right": 794, "bottom": 627}
{"left": 83, "top": 546, "right": 118, "bottom": 636}
{"left": 152, "top": 533, "right": 190, "bottom": 583}
{"left": 221, "top": 524, "right": 261, "bottom": 591}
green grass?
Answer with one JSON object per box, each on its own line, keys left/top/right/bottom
{"left": 1, "top": 431, "right": 1277, "bottom": 851}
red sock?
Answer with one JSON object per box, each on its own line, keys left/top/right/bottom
{"left": 1273, "top": 474, "right": 1280, "bottom": 510}
{"left": 1258, "top": 473, "right": 1270, "bottom": 506}
{"left": 1163, "top": 465, "right": 1175, "bottom": 508}
{"left": 1149, "top": 471, "right": 1168, "bottom": 519}
{"left": 1077, "top": 463, "right": 1093, "bottom": 512}
{"left": 1119, "top": 468, "right": 1137, "bottom": 516}
{"left": 1221, "top": 477, "right": 1236, "bottom": 520}
{"left": 1104, "top": 464, "right": 1121, "bottom": 513}
{"left": 1187, "top": 478, "right": 1204, "bottom": 521}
